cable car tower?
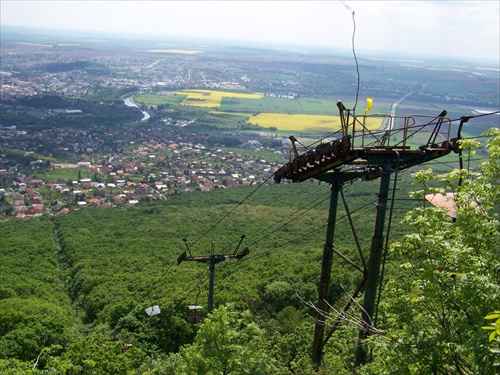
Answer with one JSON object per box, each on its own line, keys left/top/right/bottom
{"left": 177, "top": 235, "right": 249, "bottom": 313}
{"left": 274, "top": 101, "right": 457, "bottom": 366}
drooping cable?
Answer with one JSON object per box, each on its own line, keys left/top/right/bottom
{"left": 340, "top": 0, "right": 360, "bottom": 114}
{"left": 247, "top": 189, "right": 332, "bottom": 248}
{"left": 191, "top": 172, "right": 276, "bottom": 247}
{"left": 213, "top": 184, "right": 332, "bottom": 256}
{"left": 237, "top": 199, "right": 376, "bottom": 263}
{"left": 225, "top": 180, "right": 355, "bottom": 260}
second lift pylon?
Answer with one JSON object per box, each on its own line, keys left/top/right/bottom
{"left": 177, "top": 235, "right": 249, "bottom": 313}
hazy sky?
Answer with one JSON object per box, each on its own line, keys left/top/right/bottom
{"left": 2, "top": 1, "right": 499, "bottom": 62}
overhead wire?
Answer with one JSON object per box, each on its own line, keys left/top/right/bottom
{"left": 189, "top": 184, "right": 378, "bottom": 307}
{"left": 176, "top": 172, "right": 333, "bottom": 302}
{"left": 213, "top": 182, "right": 332, "bottom": 256}
{"left": 238, "top": 201, "right": 376, "bottom": 265}
{"left": 215, "top": 176, "right": 361, "bottom": 260}
{"left": 186, "top": 267, "right": 210, "bottom": 297}
{"left": 180, "top": 183, "right": 332, "bottom": 306}
{"left": 178, "top": 181, "right": 332, "bottom": 305}
{"left": 246, "top": 189, "right": 332, "bottom": 248}
{"left": 191, "top": 178, "right": 363, "bottom": 288}
{"left": 178, "top": 172, "right": 328, "bottom": 301}
{"left": 190, "top": 172, "right": 276, "bottom": 248}
{"left": 340, "top": 0, "right": 360, "bottom": 114}
{"left": 234, "top": 198, "right": 377, "bottom": 264}
{"left": 191, "top": 173, "right": 341, "bottom": 257}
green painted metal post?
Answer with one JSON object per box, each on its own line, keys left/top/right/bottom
{"left": 179, "top": 247, "right": 248, "bottom": 315}
{"left": 312, "top": 180, "right": 341, "bottom": 365}
{"left": 208, "top": 258, "right": 216, "bottom": 313}
{"left": 355, "top": 165, "right": 392, "bottom": 366}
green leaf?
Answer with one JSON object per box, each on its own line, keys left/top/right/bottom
{"left": 489, "top": 331, "right": 497, "bottom": 342}
{"left": 485, "top": 313, "right": 500, "bottom": 320}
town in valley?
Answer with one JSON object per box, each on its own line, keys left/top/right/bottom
{"left": 1, "top": 26, "right": 499, "bottom": 219}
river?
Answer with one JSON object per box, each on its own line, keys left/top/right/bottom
{"left": 123, "top": 96, "right": 150, "bottom": 122}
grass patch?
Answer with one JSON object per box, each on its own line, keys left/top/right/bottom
{"left": 134, "top": 93, "right": 186, "bottom": 105}
{"left": 298, "top": 97, "right": 338, "bottom": 114}
{"left": 34, "top": 168, "right": 95, "bottom": 183}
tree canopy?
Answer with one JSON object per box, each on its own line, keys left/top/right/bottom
{"left": 358, "top": 128, "right": 500, "bottom": 374}
{"left": 0, "top": 128, "right": 498, "bottom": 373}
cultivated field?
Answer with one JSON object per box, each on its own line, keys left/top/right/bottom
{"left": 176, "top": 90, "right": 263, "bottom": 108}
{"left": 221, "top": 96, "right": 305, "bottom": 113}
{"left": 136, "top": 90, "right": 387, "bottom": 132}
{"left": 248, "top": 113, "right": 383, "bottom": 132}
{"left": 134, "top": 93, "right": 186, "bottom": 105}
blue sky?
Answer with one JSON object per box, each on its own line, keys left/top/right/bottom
{"left": 2, "top": 1, "right": 499, "bottom": 62}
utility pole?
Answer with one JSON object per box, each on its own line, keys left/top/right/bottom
{"left": 177, "top": 235, "right": 249, "bottom": 313}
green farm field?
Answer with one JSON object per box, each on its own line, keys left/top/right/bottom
{"left": 426, "top": 81, "right": 469, "bottom": 96}
{"left": 134, "top": 93, "right": 187, "bottom": 106}
{"left": 220, "top": 96, "right": 344, "bottom": 115}
{"left": 134, "top": 92, "right": 390, "bottom": 116}
{"left": 220, "top": 96, "right": 305, "bottom": 114}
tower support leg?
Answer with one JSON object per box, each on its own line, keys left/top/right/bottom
{"left": 208, "top": 259, "right": 216, "bottom": 313}
{"left": 355, "top": 165, "right": 392, "bottom": 365}
{"left": 312, "top": 181, "right": 341, "bottom": 365}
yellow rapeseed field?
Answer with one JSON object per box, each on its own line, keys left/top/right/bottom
{"left": 248, "top": 113, "right": 383, "bottom": 132}
{"left": 176, "top": 90, "right": 263, "bottom": 108}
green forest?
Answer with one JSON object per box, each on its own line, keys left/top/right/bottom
{"left": 1, "top": 129, "right": 499, "bottom": 374}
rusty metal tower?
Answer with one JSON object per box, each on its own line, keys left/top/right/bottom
{"left": 274, "top": 101, "right": 457, "bottom": 366}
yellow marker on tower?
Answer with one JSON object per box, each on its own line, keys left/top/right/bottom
{"left": 365, "top": 97, "right": 373, "bottom": 114}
